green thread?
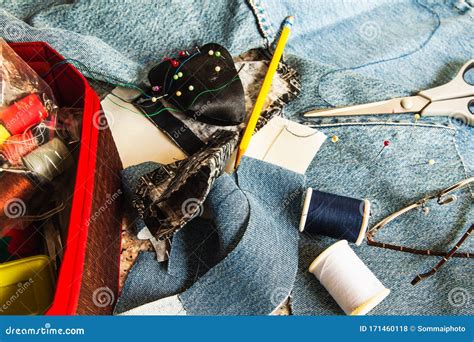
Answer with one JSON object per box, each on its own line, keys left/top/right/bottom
{"left": 107, "top": 97, "right": 179, "bottom": 117}
{"left": 107, "top": 76, "right": 240, "bottom": 119}
{"left": 189, "top": 76, "right": 240, "bottom": 107}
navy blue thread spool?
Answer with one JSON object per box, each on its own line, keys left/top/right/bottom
{"left": 299, "top": 188, "right": 370, "bottom": 246}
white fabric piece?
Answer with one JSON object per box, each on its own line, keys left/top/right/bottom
{"left": 102, "top": 88, "right": 186, "bottom": 168}
{"left": 118, "top": 295, "right": 187, "bottom": 316}
{"left": 245, "top": 116, "right": 326, "bottom": 174}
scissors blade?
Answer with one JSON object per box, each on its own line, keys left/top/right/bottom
{"left": 304, "top": 96, "right": 430, "bottom": 117}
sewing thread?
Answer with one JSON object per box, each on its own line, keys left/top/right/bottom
{"left": 0, "top": 172, "right": 36, "bottom": 221}
{"left": 1, "top": 130, "right": 40, "bottom": 165}
{"left": 309, "top": 240, "right": 390, "bottom": 315}
{"left": 22, "top": 138, "right": 72, "bottom": 183}
{"left": 299, "top": 188, "right": 370, "bottom": 246}
{"left": 0, "top": 94, "right": 48, "bottom": 136}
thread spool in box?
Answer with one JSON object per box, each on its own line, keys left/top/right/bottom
{"left": 0, "top": 94, "right": 48, "bottom": 144}
{"left": 0, "top": 126, "right": 46, "bottom": 165}
{"left": 299, "top": 188, "right": 370, "bottom": 246}
{"left": 309, "top": 240, "right": 390, "bottom": 315}
{"left": 22, "top": 137, "right": 72, "bottom": 183}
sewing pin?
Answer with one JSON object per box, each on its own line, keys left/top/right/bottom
{"left": 408, "top": 159, "right": 436, "bottom": 167}
{"left": 375, "top": 140, "right": 390, "bottom": 159}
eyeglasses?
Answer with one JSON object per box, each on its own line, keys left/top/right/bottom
{"left": 366, "top": 177, "right": 473, "bottom": 285}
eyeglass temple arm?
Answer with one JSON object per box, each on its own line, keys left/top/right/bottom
{"left": 411, "top": 223, "right": 473, "bottom": 285}
{"left": 368, "top": 177, "right": 474, "bottom": 237}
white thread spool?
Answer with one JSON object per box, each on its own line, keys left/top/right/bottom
{"left": 309, "top": 240, "right": 390, "bottom": 315}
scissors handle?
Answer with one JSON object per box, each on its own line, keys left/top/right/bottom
{"left": 419, "top": 60, "right": 474, "bottom": 101}
{"left": 421, "top": 96, "right": 474, "bottom": 126}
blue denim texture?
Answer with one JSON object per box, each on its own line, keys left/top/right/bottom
{"left": 254, "top": 0, "right": 473, "bottom": 315}
{"left": 114, "top": 251, "right": 186, "bottom": 314}
{"left": 179, "top": 157, "right": 303, "bottom": 315}
{"left": 117, "top": 157, "right": 303, "bottom": 315}
{"left": 167, "top": 174, "right": 248, "bottom": 280}
{"left": 2, "top": 0, "right": 472, "bottom": 315}
{"left": 0, "top": 0, "right": 263, "bottom": 84}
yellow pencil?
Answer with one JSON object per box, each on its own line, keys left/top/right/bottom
{"left": 234, "top": 15, "right": 294, "bottom": 168}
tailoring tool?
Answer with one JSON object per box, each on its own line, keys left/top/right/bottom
{"left": 235, "top": 16, "right": 294, "bottom": 167}
{"left": 244, "top": 116, "right": 326, "bottom": 174}
{"left": 304, "top": 60, "right": 474, "bottom": 126}
{"left": 134, "top": 43, "right": 246, "bottom": 156}
{"left": 0, "top": 138, "right": 72, "bottom": 225}
{"left": 0, "top": 126, "right": 46, "bottom": 165}
{"left": 0, "top": 172, "right": 36, "bottom": 224}
{"left": 22, "top": 137, "right": 73, "bottom": 183}
{"left": 309, "top": 240, "right": 390, "bottom": 315}
{"left": 0, "top": 94, "right": 49, "bottom": 144}
{"left": 299, "top": 188, "right": 370, "bottom": 246}
{"left": 367, "top": 177, "right": 474, "bottom": 285}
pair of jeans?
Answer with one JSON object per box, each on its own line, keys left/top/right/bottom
{"left": 2, "top": 0, "right": 472, "bottom": 315}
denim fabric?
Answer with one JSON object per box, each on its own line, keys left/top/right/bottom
{"left": 167, "top": 175, "right": 249, "bottom": 279}
{"left": 117, "top": 157, "right": 304, "bottom": 315}
{"left": 251, "top": 0, "right": 473, "bottom": 315}
{"left": 0, "top": 0, "right": 263, "bottom": 84}
{"left": 114, "top": 251, "right": 187, "bottom": 314}
{"left": 178, "top": 157, "right": 303, "bottom": 315}
{"left": 3, "top": 0, "right": 472, "bottom": 315}
{"left": 291, "top": 122, "right": 472, "bottom": 315}
{"left": 115, "top": 216, "right": 222, "bottom": 314}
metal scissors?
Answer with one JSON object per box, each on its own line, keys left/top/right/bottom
{"left": 304, "top": 60, "right": 474, "bottom": 126}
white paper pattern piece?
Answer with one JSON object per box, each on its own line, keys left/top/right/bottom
{"left": 245, "top": 116, "right": 326, "bottom": 174}
{"left": 118, "top": 295, "right": 186, "bottom": 316}
{"left": 101, "top": 88, "right": 186, "bottom": 168}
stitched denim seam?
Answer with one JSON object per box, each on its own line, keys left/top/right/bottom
{"left": 315, "top": 0, "right": 441, "bottom": 107}
{"left": 308, "top": 121, "right": 455, "bottom": 130}
{"left": 452, "top": 128, "right": 474, "bottom": 196}
{"left": 246, "top": 0, "right": 275, "bottom": 41}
